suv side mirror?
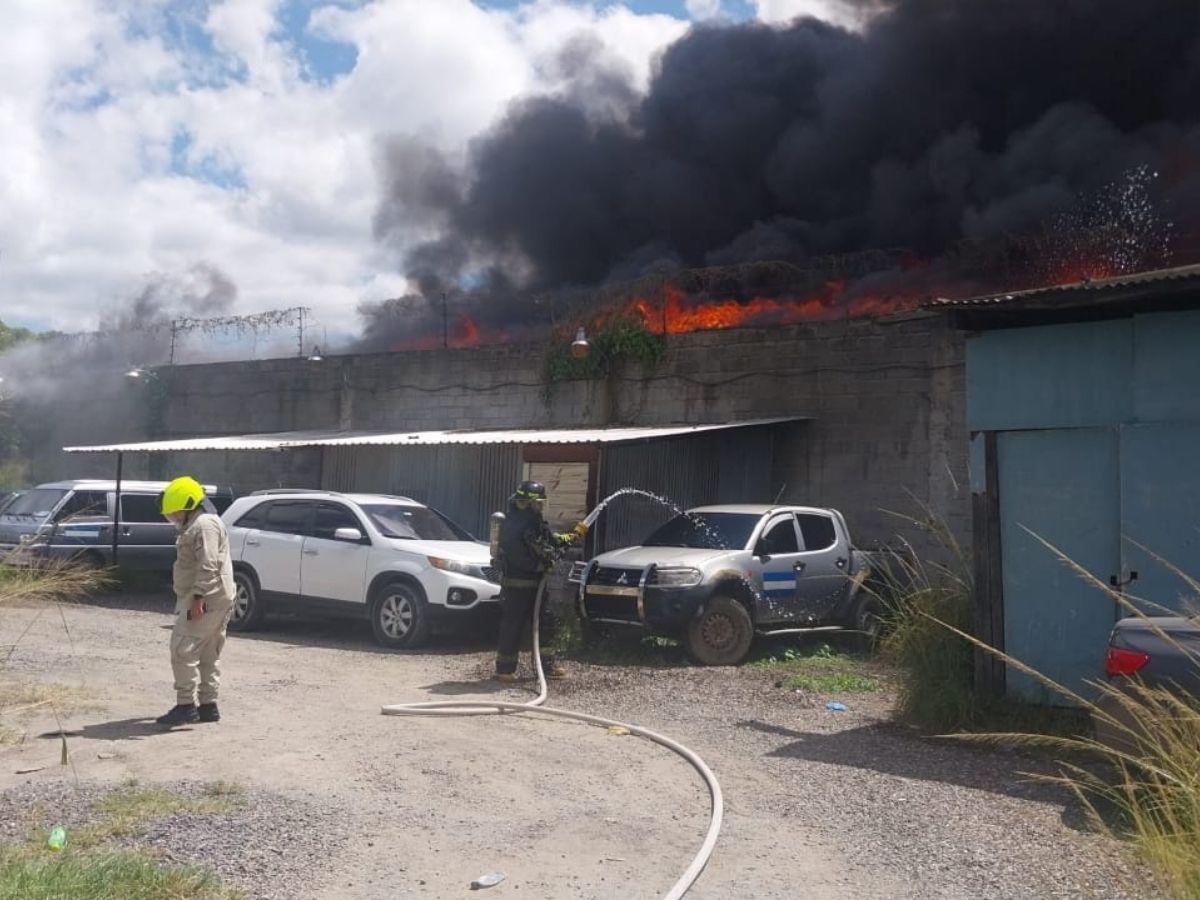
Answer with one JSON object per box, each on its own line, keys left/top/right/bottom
{"left": 756, "top": 549, "right": 772, "bottom": 563}
{"left": 333, "top": 527, "right": 363, "bottom": 543}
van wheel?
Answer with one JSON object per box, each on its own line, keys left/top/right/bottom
{"left": 229, "top": 570, "right": 265, "bottom": 632}
{"left": 685, "top": 596, "right": 753, "bottom": 666}
{"left": 371, "top": 580, "right": 431, "bottom": 649}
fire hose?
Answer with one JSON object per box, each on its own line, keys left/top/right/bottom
{"left": 381, "top": 576, "right": 724, "bottom": 899}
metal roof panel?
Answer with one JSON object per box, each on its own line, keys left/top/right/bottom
{"left": 64, "top": 418, "right": 806, "bottom": 454}
{"left": 929, "top": 263, "right": 1200, "bottom": 309}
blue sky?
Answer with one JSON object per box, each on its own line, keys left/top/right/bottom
{"left": 269, "top": 1, "right": 756, "bottom": 86}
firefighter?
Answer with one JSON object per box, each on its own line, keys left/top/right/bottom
{"left": 493, "top": 481, "right": 588, "bottom": 682}
{"left": 155, "top": 476, "right": 236, "bottom": 727}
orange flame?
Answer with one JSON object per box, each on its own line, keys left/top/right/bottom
{"left": 387, "top": 256, "right": 1136, "bottom": 353}
{"left": 391, "top": 315, "right": 501, "bottom": 351}
{"left": 599, "top": 281, "right": 921, "bottom": 335}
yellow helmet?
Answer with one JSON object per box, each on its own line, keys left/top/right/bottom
{"left": 161, "top": 476, "right": 205, "bottom": 516}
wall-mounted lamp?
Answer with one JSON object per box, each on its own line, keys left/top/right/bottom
{"left": 124, "top": 367, "right": 159, "bottom": 383}
{"left": 571, "top": 326, "right": 590, "bottom": 359}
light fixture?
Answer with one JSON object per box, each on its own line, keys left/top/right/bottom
{"left": 307, "top": 345, "right": 324, "bottom": 362}
{"left": 124, "top": 367, "right": 162, "bottom": 385}
{"left": 571, "top": 326, "right": 590, "bottom": 359}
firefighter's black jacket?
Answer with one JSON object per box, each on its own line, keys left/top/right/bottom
{"left": 496, "top": 501, "right": 574, "bottom": 584}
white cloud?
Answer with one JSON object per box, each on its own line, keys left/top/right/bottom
{"left": 0, "top": 1, "right": 685, "bottom": 343}
{"left": 684, "top": 0, "right": 724, "bottom": 20}
{"left": 751, "top": 0, "right": 875, "bottom": 28}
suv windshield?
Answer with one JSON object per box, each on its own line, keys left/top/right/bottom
{"left": 362, "top": 504, "right": 462, "bottom": 541}
{"left": 643, "top": 513, "right": 760, "bottom": 550}
{"left": 3, "top": 489, "right": 67, "bottom": 518}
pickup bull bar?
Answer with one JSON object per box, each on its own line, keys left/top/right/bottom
{"left": 578, "top": 561, "right": 656, "bottom": 624}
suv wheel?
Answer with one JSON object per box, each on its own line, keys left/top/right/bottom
{"left": 371, "top": 580, "right": 431, "bottom": 649}
{"left": 685, "top": 596, "right": 753, "bottom": 666}
{"left": 229, "top": 570, "right": 265, "bottom": 632}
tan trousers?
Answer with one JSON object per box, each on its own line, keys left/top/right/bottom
{"left": 170, "top": 604, "right": 233, "bottom": 705}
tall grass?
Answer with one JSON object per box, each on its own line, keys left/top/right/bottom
{"left": 0, "top": 556, "right": 109, "bottom": 746}
{"left": 872, "top": 508, "right": 978, "bottom": 729}
{"left": 937, "top": 530, "right": 1200, "bottom": 898}
{"left": 0, "top": 555, "right": 109, "bottom": 607}
{"left": 878, "top": 508, "right": 1200, "bottom": 897}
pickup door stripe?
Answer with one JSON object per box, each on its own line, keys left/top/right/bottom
{"left": 762, "top": 572, "right": 795, "bottom": 583}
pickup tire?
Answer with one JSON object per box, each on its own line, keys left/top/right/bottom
{"left": 370, "top": 578, "right": 431, "bottom": 649}
{"left": 229, "top": 568, "right": 266, "bottom": 632}
{"left": 849, "top": 592, "right": 884, "bottom": 652}
{"left": 686, "top": 596, "right": 754, "bottom": 666}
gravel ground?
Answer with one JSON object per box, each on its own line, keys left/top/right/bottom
{"left": 555, "top": 665, "right": 1149, "bottom": 899}
{"left": 0, "top": 779, "right": 354, "bottom": 898}
{"left": 0, "top": 595, "right": 1157, "bottom": 899}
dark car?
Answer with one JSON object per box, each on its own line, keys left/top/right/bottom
{"left": 0, "top": 479, "right": 234, "bottom": 571}
{"left": 1094, "top": 615, "right": 1200, "bottom": 748}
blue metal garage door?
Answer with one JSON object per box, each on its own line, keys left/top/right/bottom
{"left": 1120, "top": 423, "right": 1200, "bottom": 615}
{"left": 997, "top": 428, "right": 1121, "bottom": 702}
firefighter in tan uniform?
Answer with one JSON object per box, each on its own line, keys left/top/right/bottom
{"left": 156, "top": 477, "right": 236, "bottom": 728}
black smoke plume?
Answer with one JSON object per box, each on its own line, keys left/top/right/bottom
{"left": 367, "top": 0, "right": 1200, "bottom": 343}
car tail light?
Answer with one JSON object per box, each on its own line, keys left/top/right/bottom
{"left": 1105, "top": 646, "right": 1150, "bottom": 677}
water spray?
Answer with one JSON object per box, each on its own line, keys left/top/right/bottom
{"left": 382, "top": 491, "right": 724, "bottom": 899}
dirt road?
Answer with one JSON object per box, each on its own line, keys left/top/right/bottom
{"left": 1, "top": 595, "right": 1147, "bottom": 898}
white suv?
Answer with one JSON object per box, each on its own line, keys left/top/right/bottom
{"left": 221, "top": 490, "right": 500, "bottom": 648}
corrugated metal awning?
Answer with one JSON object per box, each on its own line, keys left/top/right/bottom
{"left": 64, "top": 418, "right": 805, "bottom": 454}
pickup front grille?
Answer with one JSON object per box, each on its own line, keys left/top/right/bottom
{"left": 588, "top": 566, "right": 643, "bottom": 588}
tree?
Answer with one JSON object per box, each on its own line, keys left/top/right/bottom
{"left": 0, "top": 319, "right": 35, "bottom": 354}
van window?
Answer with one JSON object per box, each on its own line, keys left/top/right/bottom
{"left": 56, "top": 491, "right": 108, "bottom": 521}
{"left": 4, "top": 489, "right": 66, "bottom": 517}
{"left": 120, "top": 494, "right": 164, "bottom": 524}
{"left": 797, "top": 513, "right": 837, "bottom": 552}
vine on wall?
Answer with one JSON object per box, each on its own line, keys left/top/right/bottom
{"left": 543, "top": 317, "right": 665, "bottom": 401}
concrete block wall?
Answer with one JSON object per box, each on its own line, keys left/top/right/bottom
{"left": 131, "top": 313, "right": 969, "bottom": 556}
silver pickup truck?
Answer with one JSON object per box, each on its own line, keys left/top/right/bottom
{"left": 570, "top": 504, "right": 880, "bottom": 665}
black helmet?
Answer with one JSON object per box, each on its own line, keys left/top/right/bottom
{"left": 513, "top": 481, "right": 547, "bottom": 501}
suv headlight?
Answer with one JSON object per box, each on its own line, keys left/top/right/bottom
{"left": 428, "top": 556, "right": 484, "bottom": 579}
{"left": 567, "top": 561, "right": 587, "bottom": 583}
{"left": 651, "top": 567, "right": 702, "bottom": 588}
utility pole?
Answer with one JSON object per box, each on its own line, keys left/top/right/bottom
{"left": 442, "top": 292, "right": 449, "bottom": 349}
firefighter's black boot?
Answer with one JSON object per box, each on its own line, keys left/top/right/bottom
{"left": 198, "top": 703, "right": 220, "bottom": 723}
{"left": 156, "top": 704, "right": 199, "bottom": 727}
